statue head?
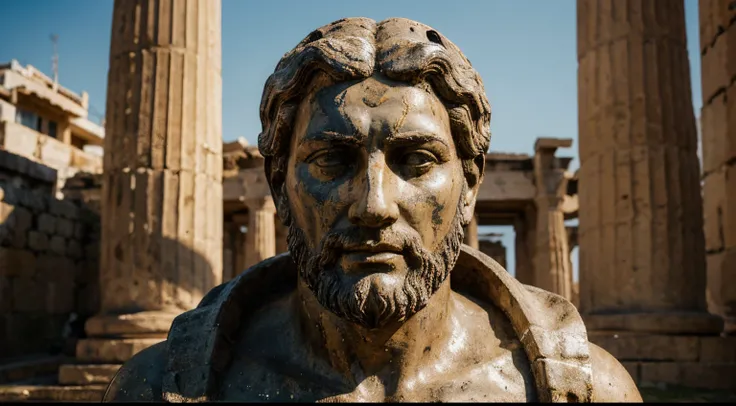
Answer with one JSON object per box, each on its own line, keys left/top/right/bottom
{"left": 258, "top": 17, "right": 491, "bottom": 329}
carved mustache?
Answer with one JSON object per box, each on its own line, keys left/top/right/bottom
{"left": 317, "top": 227, "right": 425, "bottom": 263}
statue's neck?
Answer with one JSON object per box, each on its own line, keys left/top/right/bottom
{"left": 294, "top": 277, "right": 454, "bottom": 385}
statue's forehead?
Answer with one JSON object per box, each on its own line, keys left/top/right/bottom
{"left": 292, "top": 78, "right": 448, "bottom": 146}
{"left": 311, "top": 76, "right": 436, "bottom": 113}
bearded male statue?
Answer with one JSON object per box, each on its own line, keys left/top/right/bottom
{"left": 104, "top": 17, "right": 641, "bottom": 402}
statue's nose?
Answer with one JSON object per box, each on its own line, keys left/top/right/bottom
{"left": 348, "top": 160, "right": 400, "bottom": 228}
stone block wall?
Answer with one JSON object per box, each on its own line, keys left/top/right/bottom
{"left": 0, "top": 155, "right": 100, "bottom": 361}
{"left": 699, "top": 0, "right": 736, "bottom": 332}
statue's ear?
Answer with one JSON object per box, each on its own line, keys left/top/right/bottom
{"left": 461, "top": 154, "right": 484, "bottom": 226}
{"left": 265, "top": 156, "right": 291, "bottom": 226}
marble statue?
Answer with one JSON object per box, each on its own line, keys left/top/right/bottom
{"left": 103, "top": 17, "right": 642, "bottom": 402}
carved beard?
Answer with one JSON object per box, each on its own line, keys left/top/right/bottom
{"left": 287, "top": 199, "right": 466, "bottom": 330}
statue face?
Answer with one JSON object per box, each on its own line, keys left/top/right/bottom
{"left": 285, "top": 74, "right": 468, "bottom": 329}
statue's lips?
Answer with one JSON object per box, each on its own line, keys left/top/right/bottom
{"left": 340, "top": 242, "right": 404, "bottom": 264}
{"left": 343, "top": 251, "right": 402, "bottom": 263}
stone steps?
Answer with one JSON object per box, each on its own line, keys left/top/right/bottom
{"left": 0, "top": 355, "right": 66, "bottom": 385}
{"left": 58, "top": 364, "right": 119, "bottom": 385}
{"left": 0, "top": 384, "right": 106, "bottom": 402}
{"left": 0, "top": 355, "right": 113, "bottom": 402}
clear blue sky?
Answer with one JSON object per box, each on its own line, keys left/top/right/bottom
{"left": 0, "top": 0, "right": 703, "bottom": 279}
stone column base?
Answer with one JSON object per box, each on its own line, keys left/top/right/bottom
{"left": 583, "top": 312, "right": 724, "bottom": 335}
{"left": 56, "top": 337, "right": 165, "bottom": 387}
{"left": 588, "top": 332, "right": 736, "bottom": 391}
{"left": 84, "top": 310, "right": 178, "bottom": 338}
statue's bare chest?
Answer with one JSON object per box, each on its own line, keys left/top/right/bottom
{"left": 217, "top": 349, "right": 536, "bottom": 402}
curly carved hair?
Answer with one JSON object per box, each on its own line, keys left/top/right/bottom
{"left": 258, "top": 17, "right": 492, "bottom": 223}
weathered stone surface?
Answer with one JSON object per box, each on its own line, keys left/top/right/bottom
{"left": 37, "top": 213, "right": 57, "bottom": 235}
{"left": 0, "top": 384, "right": 105, "bottom": 402}
{"left": 706, "top": 247, "right": 736, "bottom": 330}
{"left": 92, "top": 0, "right": 223, "bottom": 336}
{"left": 18, "top": 191, "right": 47, "bottom": 214}
{"left": 588, "top": 332, "right": 699, "bottom": 362}
{"left": 703, "top": 169, "right": 728, "bottom": 252}
{"left": 0, "top": 276, "right": 11, "bottom": 313}
{"left": 7, "top": 206, "right": 32, "bottom": 249}
{"left": 56, "top": 218, "right": 75, "bottom": 238}
{"left": 49, "top": 199, "right": 80, "bottom": 220}
{"left": 0, "top": 247, "right": 35, "bottom": 277}
{"left": 75, "top": 284, "right": 100, "bottom": 315}
{"left": 700, "top": 22, "right": 736, "bottom": 103}
{"left": 0, "top": 149, "right": 57, "bottom": 185}
{"left": 12, "top": 277, "right": 45, "bottom": 313}
{"left": 699, "top": 0, "right": 734, "bottom": 52}
{"left": 583, "top": 312, "right": 723, "bottom": 335}
{"left": 699, "top": 336, "right": 736, "bottom": 363}
{"left": 35, "top": 255, "right": 74, "bottom": 282}
{"left": 27, "top": 231, "right": 49, "bottom": 252}
{"left": 532, "top": 153, "right": 572, "bottom": 300}
{"left": 243, "top": 197, "right": 276, "bottom": 270}
{"left": 49, "top": 235, "right": 66, "bottom": 256}
{"left": 66, "top": 240, "right": 82, "bottom": 259}
{"left": 577, "top": 0, "right": 711, "bottom": 331}
{"left": 76, "top": 338, "right": 164, "bottom": 364}
{"left": 700, "top": 93, "right": 736, "bottom": 175}
{"left": 639, "top": 362, "right": 736, "bottom": 391}
{"left": 84, "top": 311, "right": 177, "bottom": 338}
{"left": 0, "top": 202, "right": 13, "bottom": 245}
{"left": 73, "top": 223, "right": 84, "bottom": 239}
{"left": 701, "top": 0, "right": 736, "bottom": 334}
{"left": 0, "top": 354, "right": 65, "bottom": 385}
{"left": 46, "top": 279, "right": 75, "bottom": 315}
{"left": 58, "top": 364, "right": 120, "bottom": 385}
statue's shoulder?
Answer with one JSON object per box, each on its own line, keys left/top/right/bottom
{"left": 104, "top": 253, "right": 296, "bottom": 402}
{"left": 518, "top": 284, "right": 641, "bottom": 402}
{"left": 453, "top": 246, "right": 593, "bottom": 402}
{"left": 103, "top": 341, "right": 168, "bottom": 402}
{"left": 453, "top": 245, "right": 641, "bottom": 402}
{"left": 163, "top": 253, "right": 297, "bottom": 402}
{"left": 588, "top": 342, "right": 643, "bottom": 402}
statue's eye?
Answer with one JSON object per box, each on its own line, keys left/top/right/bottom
{"left": 403, "top": 151, "right": 437, "bottom": 168}
{"left": 311, "top": 151, "right": 347, "bottom": 168}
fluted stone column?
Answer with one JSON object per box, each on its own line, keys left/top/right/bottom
{"left": 700, "top": 0, "right": 736, "bottom": 334}
{"left": 513, "top": 214, "right": 534, "bottom": 285}
{"left": 566, "top": 226, "right": 578, "bottom": 288}
{"left": 230, "top": 215, "right": 247, "bottom": 278}
{"left": 533, "top": 196, "right": 572, "bottom": 299}
{"left": 532, "top": 139, "right": 573, "bottom": 300}
{"left": 222, "top": 221, "right": 236, "bottom": 282}
{"left": 577, "top": 0, "right": 721, "bottom": 333}
{"left": 60, "top": 0, "right": 223, "bottom": 383}
{"left": 244, "top": 197, "right": 276, "bottom": 269}
{"left": 463, "top": 213, "right": 479, "bottom": 249}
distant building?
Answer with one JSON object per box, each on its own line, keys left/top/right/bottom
{"left": 0, "top": 60, "right": 104, "bottom": 195}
